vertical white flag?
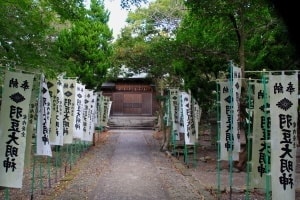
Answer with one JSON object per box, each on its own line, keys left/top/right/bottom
{"left": 0, "top": 71, "right": 34, "bottom": 188}
{"left": 90, "top": 92, "right": 97, "bottom": 134}
{"left": 231, "top": 65, "right": 241, "bottom": 153}
{"left": 48, "top": 78, "right": 64, "bottom": 146}
{"left": 164, "top": 93, "right": 171, "bottom": 127}
{"left": 36, "top": 74, "right": 52, "bottom": 156}
{"left": 181, "top": 91, "right": 196, "bottom": 145}
{"left": 169, "top": 88, "right": 180, "bottom": 141}
{"left": 192, "top": 97, "right": 200, "bottom": 140}
{"left": 73, "top": 83, "right": 85, "bottom": 140}
{"left": 62, "top": 78, "right": 76, "bottom": 144}
{"left": 96, "top": 92, "right": 103, "bottom": 127}
{"left": 178, "top": 92, "right": 185, "bottom": 140}
{"left": 100, "top": 96, "right": 110, "bottom": 127}
{"left": 83, "top": 89, "right": 95, "bottom": 142}
{"left": 251, "top": 80, "right": 270, "bottom": 188}
{"left": 270, "top": 72, "right": 298, "bottom": 200}
{"left": 193, "top": 100, "right": 202, "bottom": 124}
{"left": 108, "top": 100, "right": 112, "bottom": 119}
{"left": 219, "top": 81, "right": 239, "bottom": 161}
{"left": 56, "top": 78, "right": 64, "bottom": 146}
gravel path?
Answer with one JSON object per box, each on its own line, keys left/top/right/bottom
{"left": 53, "top": 129, "right": 205, "bottom": 200}
{"left": 88, "top": 130, "right": 168, "bottom": 200}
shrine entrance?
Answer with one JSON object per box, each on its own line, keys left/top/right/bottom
{"left": 111, "top": 92, "right": 153, "bottom": 116}
{"left": 101, "top": 78, "right": 158, "bottom": 117}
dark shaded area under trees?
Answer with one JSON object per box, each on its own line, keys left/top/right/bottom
{"left": 270, "top": 1, "right": 300, "bottom": 56}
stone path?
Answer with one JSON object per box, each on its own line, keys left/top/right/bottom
{"left": 88, "top": 130, "right": 169, "bottom": 200}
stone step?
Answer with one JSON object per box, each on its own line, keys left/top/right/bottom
{"left": 108, "top": 116, "right": 157, "bottom": 130}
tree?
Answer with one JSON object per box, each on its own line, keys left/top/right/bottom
{"left": 47, "top": 0, "right": 86, "bottom": 21}
{"left": 56, "top": 0, "right": 113, "bottom": 89}
{"left": 112, "top": 0, "right": 185, "bottom": 74}
{"left": 0, "top": 0, "right": 60, "bottom": 71}
{"left": 0, "top": 0, "right": 97, "bottom": 77}
{"left": 117, "top": 0, "right": 299, "bottom": 98}
{"left": 120, "top": 0, "right": 148, "bottom": 9}
{"left": 175, "top": 0, "right": 299, "bottom": 111}
{"left": 113, "top": 0, "right": 299, "bottom": 153}
{"left": 180, "top": 0, "right": 299, "bottom": 170}
{"left": 1, "top": 0, "right": 114, "bottom": 86}
{"left": 111, "top": 0, "right": 186, "bottom": 151}
{"left": 183, "top": 0, "right": 299, "bottom": 75}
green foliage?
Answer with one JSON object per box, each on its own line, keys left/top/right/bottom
{"left": 175, "top": 0, "right": 299, "bottom": 108}
{"left": 113, "top": 0, "right": 299, "bottom": 113}
{"left": 0, "top": 0, "right": 113, "bottom": 88}
{"left": 0, "top": 0, "right": 58, "bottom": 71}
{"left": 47, "top": 0, "right": 86, "bottom": 21}
{"left": 2, "top": 0, "right": 298, "bottom": 112}
{"left": 120, "top": 0, "right": 148, "bottom": 9}
{"left": 56, "top": 0, "right": 113, "bottom": 89}
{"left": 183, "top": 0, "right": 299, "bottom": 72}
{"left": 111, "top": 0, "right": 185, "bottom": 80}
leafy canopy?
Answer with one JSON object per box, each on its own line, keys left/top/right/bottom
{"left": 56, "top": 0, "right": 113, "bottom": 89}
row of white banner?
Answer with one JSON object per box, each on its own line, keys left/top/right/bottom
{"left": 166, "top": 89, "right": 202, "bottom": 145}
{"left": 219, "top": 67, "right": 298, "bottom": 200}
{"left": 0, "top": 71, "right": 112, "bottom": 188}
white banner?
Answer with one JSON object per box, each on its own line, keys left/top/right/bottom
{"left": 73, "top": 83, "right": 85, "bottom": 140}
{"left": 0, "top": 71, "right": 34, "bottom": 188}
{"left": 82, "top": 89, "right": 96, "bottom": 142}
{"left": 192, "top": 97, "right": 199, "bottom": 140}
{"left": 193, "top": 99, "right": 202, "bottom": 124}
{"left": 89, "top": 92, "right": 97, "bottom": 139}
{"left": 178, "top": 92, "right": 185, "bottom": 140}
{"left": 169, "top": 88, "right": 180, "bottom": 141}
{"left": 270, "top": 72, "right": 298, "bottom": 200}
{"left": 62, "top": 78, "right": 76, "bottom": 144}
{"left": 36, "top": 74, "right": 52, "bottom": 156}
{"left": 96, "top": 92, "right": 103, "bottom": 127}
{"left": 230, "top": 65, "right": 241, "bottom": 153}
{"left": 100, "top": 96, "right": 110, "bottom": 127}
{"left": 251, "top": 80, "right": 270, "bottom": 188}
{"left": 181, "top": 92, "right": 196, "bottom": 145}
{"left": 108, "top": 100, "right": 112, "bottom": 119}
{"left": 48, "top": 78, "right": 64, "bottom": 146}
{"left": 164, "top": 94, "right": 171, "bottom": 127}
{"left": 219, "top": 81, "right": 239, "bottom": 161}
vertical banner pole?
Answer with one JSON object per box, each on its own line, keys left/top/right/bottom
{"left": 55, "top": 146, "right": 59, "bottom": 183}
{"left": 30, "top": 156, "right": 36, "bottom": 200}
{"left": 4, "top": 188, "right": 9, "bottom": 200}
{"left": 245, "top": 79, "right": 254, "bottom": 199}
{"left": 74, "top": 140, "right": 78, "bottom": 161}
{"left": 262, "top": 72, "right": 271, "bottom": 199}
{"left": 228, "top": 63, "right": 234, "bottom": 199}
{"left": 47, "top": 156, "right": 51, "bottom": 188}
{"left": 65, "top": 145, "right": 69, "bottom": 174}
{"left": 79, "top": 140, "right": 82, "bottom": 158}
{"left": 168, "top": 89, "right": 175, "bottom": 152}
{"left": 70, "top": 144, "right": 73, "bottom": 170}
{"left": 39, "top": 162, "right": 44, "bottom": 195}
{"left": 30, "top": 127, "right": 37, "bottom": 200}
{"left": 216, "top": 81, "right": 221, "bottom": 199}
